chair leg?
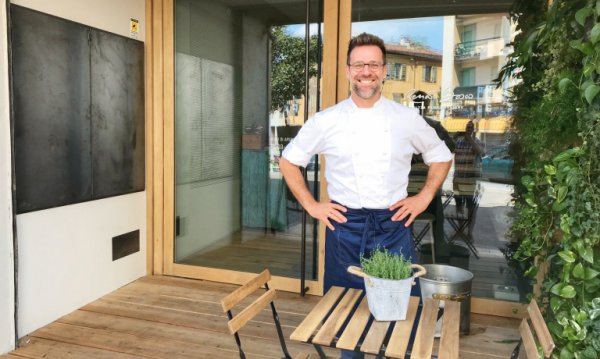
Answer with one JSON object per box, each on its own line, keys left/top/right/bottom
{"left": 265, "top": 284, "right": 292, "bottom": 359}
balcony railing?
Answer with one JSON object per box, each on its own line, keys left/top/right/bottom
{"left": 455, "top": 37, "right": 504, "bottom": 60}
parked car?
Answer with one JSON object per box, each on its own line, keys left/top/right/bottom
{"left": 482, "top": 144, "right": 514, "bottom": 183}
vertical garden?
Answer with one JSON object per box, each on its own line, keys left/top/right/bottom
{"left": 505, "top": 0, "right": 600, "bottom": 357}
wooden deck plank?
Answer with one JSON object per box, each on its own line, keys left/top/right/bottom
{"left": 57, "top": 309, "right": 318, "bottom": 358}
{"left": 385, "top": 296, "right": 421, "bottom": 358}
{"left": 10, "top": 337, "right": 144, "bottom": 359}
{"left": 31, "top": 322, "right": 241, "bottom": 359}
{"left": 4, "top": 276, "right": 522, "bottom": 359}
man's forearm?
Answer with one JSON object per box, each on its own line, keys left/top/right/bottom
{"left": 419, "top": 160, "right": 452, "bottom": 201}
{"left": 279, "top": 157, "right": 317, "bottom": 210}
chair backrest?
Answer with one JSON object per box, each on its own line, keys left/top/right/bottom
{"left": 518, "top": 299, "right": 555, "bottom": 359}
{"left": 220, "top": 269, "right": 291, "bottom": 359}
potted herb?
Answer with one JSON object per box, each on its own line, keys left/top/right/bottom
{"left": 348, "top": 248, "right": 426, "bottom": 321}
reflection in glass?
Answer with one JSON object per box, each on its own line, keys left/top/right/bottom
{"left": 351, "top": 7, "right": 525, "bottom": 301}
{"left": 173, "top": 0, "right": 322, "bottom": 280}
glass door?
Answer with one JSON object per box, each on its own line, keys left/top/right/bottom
{"left": 169, "top": 0, "right": 326, "bottom": 293}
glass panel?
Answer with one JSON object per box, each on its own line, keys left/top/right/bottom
{"left": 174, "top": 0, "right": 323, "bottom": 279}
{"left": 351, "top": 4, "right": 524, "bottom": 301}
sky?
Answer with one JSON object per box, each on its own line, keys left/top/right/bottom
{"left": 287, "top": 17, "right": 444, "bottom": 51}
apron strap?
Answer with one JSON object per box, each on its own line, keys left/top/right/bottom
{"left": 359, "top": 211, "right": 385, "bottom": 257}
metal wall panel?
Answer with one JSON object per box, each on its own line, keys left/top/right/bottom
{"left": 90, "top": 30, "right": 145, "bottom": 198}
{"left": 11, "top": 5, "right": 145, "bottom": 213}
{"left": 12, "top": 5, "right": 93, "bottom": 212}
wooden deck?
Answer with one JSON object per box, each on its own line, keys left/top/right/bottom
{"left": 3, "top": 275, "right": 521, "bottom": 359}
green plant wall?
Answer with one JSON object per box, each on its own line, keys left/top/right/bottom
{"left": 504, "top": 0, "right": 600, "bottom": 357}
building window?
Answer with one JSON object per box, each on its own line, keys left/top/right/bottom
{"left": 386, "top": 63, "right": 407, "bottom": 80}
{"left": 459, "top": 67, "right": 476, "bottom": 86}
{"left": 398, "top": 63, "right": 406, "bottom": 81}
{"left": 422, "top": 65, "right": 437, "bottom": 83}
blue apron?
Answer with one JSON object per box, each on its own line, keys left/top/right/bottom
{"left": 324, "top": 205, "right": 421, "bottom": 298}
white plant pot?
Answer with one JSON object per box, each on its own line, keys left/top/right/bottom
{"left": 348, "top": 264, "right": 427, "bottom": 321}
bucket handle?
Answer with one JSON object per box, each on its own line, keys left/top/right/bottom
{"left": 347, "top": 264, "right": 428, "bottom": 286}
{"left": 432, "top": 293, "right": 471, "bottom": 301}
{"left": 347, "top": 266, "right": 374, "bottom": 287}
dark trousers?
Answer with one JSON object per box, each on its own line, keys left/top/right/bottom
{"left": 324, "top": 206, "right": 421, "bottom": 358}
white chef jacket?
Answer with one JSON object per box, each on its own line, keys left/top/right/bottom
{"left": 282, "top": 96, "right": 453, "bottom": 209}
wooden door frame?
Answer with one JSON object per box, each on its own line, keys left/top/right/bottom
{"left": 146, "top": 0, "right": 342, "bottom": 295}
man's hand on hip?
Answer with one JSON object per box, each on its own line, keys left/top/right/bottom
{"left": 389, "top": 194, "right": 430, "bottom": 227}
{"left": 305, "top": 202, "right": 347, "bottom": 231}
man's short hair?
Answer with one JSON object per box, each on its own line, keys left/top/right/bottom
{"left": 347, "top": 32, "right": 386, "bottom": 64}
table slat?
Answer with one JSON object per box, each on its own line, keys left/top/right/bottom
{"left": 336, "top": 297, "right": 371, "bottom": 351}
{"left": 385, "top": 296, "right": 421, "bottom": 358}
{"left": 438, "top": 300, "right": 460, "bottom": 359}
{"left": 290, "top": 286, "right": 345, "bottom": 342}
{"left": 410, "top": 298, "right": 440, "bottom": 359}
{"left": 312, "top": 289, "right": 362, "bottom": 346}
{"left": 361, "top": 319, "right": 391, "bottom": 354}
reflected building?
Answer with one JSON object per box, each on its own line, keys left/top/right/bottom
{"left": 440, "top": 14, "right": 517, "bottom": 152}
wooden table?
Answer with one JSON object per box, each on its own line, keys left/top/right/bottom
{"left": 290, "top": 286, "right": 460, "bottom": 359}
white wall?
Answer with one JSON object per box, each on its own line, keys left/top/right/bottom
{"left": 9, "top": 0, "right": 146, "bottom": 337}
{"left": 0, "top": 0, "right": 16, "bottom": 354}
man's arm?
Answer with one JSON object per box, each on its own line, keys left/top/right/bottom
{"left": 279, "top": 157, "right": 347, "bottom": 230}
{"left": 465, "top": 135, "right": 485, "bottom": 156}
{"left": 389, "top": 160, "right": 452, "bottom": 226}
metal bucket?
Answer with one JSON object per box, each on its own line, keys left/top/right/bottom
{"left": 419, "top": 264, "right": 473, "bottom": 334}
{"left": 348, "top": 264, "right": 427, "bottom": 321}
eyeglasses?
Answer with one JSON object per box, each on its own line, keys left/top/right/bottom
{"left": 348, "top": 62, "right": 385, "bottom": 72}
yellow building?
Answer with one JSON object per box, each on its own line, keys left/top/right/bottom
{"left": 382, "top": 44, "right": 443, "bottom": 118}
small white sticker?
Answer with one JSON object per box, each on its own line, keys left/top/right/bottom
{"left": 130, "top": 18, "right": 139, "bottom": 38}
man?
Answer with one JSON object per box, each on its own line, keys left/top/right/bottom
{"left": 279, "top": 33, "right": 452, "bottom": 294}
{"left": 453, "top": 119, "right": 485, "bottom": 216}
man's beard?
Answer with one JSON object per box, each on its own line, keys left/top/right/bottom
{"left": 352, "top": 79, "right": 382, "bottom": 100}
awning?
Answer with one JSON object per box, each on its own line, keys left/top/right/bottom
{"left": 441, "top": 117, "right": 470, "bottom": 133}
{"left": 479, "top": 116, "right": 511, "bottom": 134}
{"left": 441, "top": 116, "right": 511, "bottom": 133}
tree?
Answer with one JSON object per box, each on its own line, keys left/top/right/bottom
{"left": 270, "top": 26, "right": 320, "bottom": 111}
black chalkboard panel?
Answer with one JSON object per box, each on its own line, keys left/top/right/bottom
{"left": 10, "top": 5, "right": 145, "bottom": 213}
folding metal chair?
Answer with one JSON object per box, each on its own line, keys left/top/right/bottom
{"left": 511, "top": 299, "right": 555, "bottom": 358}
{"left": 220, "top": 269, "right": 314, "bottom": 359}
{"left": 444, "top": 184, "right": 481, "bottom": 258}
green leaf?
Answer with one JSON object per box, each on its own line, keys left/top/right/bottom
{"left": 579, "top": 247, "right": 594, "bottom": 263}
{"left": 585, "top": 267, "right": 600, "bottom": 279}
{"left": 553, "top": 200, "right": 568, "bottom": 212}
{"left": 551, "top": 283, "right": 565, "bottom": 296}
{"left": 526, "top": 198, "right": 538, "bottom": 208}
{"left": 560, "top": 346, "right": 574, "bottom": 359}
{"left": 558, "top": 250, "right": 576, "bottom": 263}
{"left": 592, "top": 23, "right": 600, "bottom": 44}
{"left": 557, "top": 186, "right": 568, "bottom": 203}
{"left": 550, "top": 296, "right": 562, "bottom": 312}
{"left": 576, "top": 7, "right": 592, "bottom": 26}
{"left": 559, "top": 77, "right": 574, "bottom": 93}
{"left": 597, "top": 0, "right": 600, "bottom": 16}
{"left": 560, "top": 285, "right": 577, "bottom": 298}
{"left": 584, "top": 84, "right": 600, "bottom": 105}
{"left": 573, "top": 263, "right": 585, "bottom": 279}
{"left": 545, "top": 164, "right": 557, "bottom": 175}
